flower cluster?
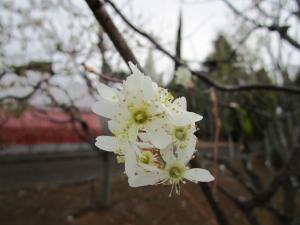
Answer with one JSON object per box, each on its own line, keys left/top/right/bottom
{"left": 92, "top": 62, "right": 214, "bottom": 196}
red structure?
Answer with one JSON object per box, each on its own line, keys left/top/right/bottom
{"left": 0, "top": 108, "right": 103, "bottom": 146}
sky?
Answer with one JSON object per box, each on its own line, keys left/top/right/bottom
{"left": 107, "top": 0, "right": 299, "bottom": 82}
{"left": 0, "top": 0, "right": 233, "bottom": 106}
{"left": 103, "top": 0, "right": 232, "bottom": 74}
{"left": 1, "top": 0, "right": 299, "bottom": 106}
{"left": 120, "top": 0, "right": 230, "bottom": 61}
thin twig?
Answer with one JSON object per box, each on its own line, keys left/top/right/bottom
{"left": 210, "top": 89, "right": 221, "bottom": 193}
{"left": 104, "top": 0, "right": 300, "bottom": 95}
{"left": 83, "top": 63, "right": 122, "bottom": 83}
{"left": 0, "top": 79, "right": 46, "bottom": 102}
{"left": 85, "top": 0, "right": 142, "bottom": 71}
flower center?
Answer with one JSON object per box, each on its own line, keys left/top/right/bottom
{"left": 169, "top": 166, "right": 183, "bottom": 179}
{"left": 139, "top": 152, "right": 151, "bottom": 164}
{"left": 175, "top": 128, "right": 186, "bottom": 141}
{"left": 133, "top": 110, "right": 148, "bottom": 124}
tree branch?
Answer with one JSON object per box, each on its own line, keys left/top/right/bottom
{"left": 222, "top": 0, "right": 300, "bottom": 50}
{"left": 85, "top": 0, "right": 141, "bottom": 71}
{"left": 104, "top": 0, "right": 300, "bottom": 95}
{"left": 191, "top": 158, "right": 230, "bottom": 225}
{"left": 0, "top": 79, "right": 46, "bottom": 102}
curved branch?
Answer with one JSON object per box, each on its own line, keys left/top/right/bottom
{"left": 104, "top": 0, "right": 300, "bottom": 95}
{"left": 222, "top": 0, "right": 300, "bottom": 50}
{"left": 85, "top": 0, "right": 141, "bottom": 71}
{"left": 0, "top": 79, "right": 46, "bottom": 102}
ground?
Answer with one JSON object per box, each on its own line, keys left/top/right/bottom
{"left": 0, "top": 172, "right": 284, "bottom": 225}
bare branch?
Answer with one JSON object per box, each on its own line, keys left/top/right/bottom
{"left": 222, "top": 0, "right": 300, "bottom": 50}
{"left": 191, "top": 157, "right": 230, "bottom": 225}
{"left": 0, "top": 79, "right": 46, "bottom": 102}
{"left": 83, "top": 63, "right": 122, "bottom": 83}
{"left": 85, "top": 0, "right": 141, "bottom": 71}
{"left": 175, "top": 10, "right": 182, "bottom": 71}
{"left": 10, "top": 61, "right": 53, "bottom": 75}
{"left": 104, "top": 0, "right": 300, "bottom": 95}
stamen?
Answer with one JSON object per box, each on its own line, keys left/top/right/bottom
{"left": 175, "top": 128, "right": 186, "bottom": 141}
{"left": 133, "top": 110, "right": 148, "bottom": 124}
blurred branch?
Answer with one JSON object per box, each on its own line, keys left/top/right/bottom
{"left": 10, "top": 61, "right": 53, "bottom": 75}
{"left": 84, "top": 0, "right": 141, "bottom": 71}
{"left": 208, "top": 145, "right": 299, "bottom": 224}
{"left": 0, "top": 71, "right": 6, "bottom": 80}
{"left": 296, "top": 0, "right": 300, "bottom": 19}
{"left": 83, "top": 63, "right": 122, "bottom": 83}
{"left": 202, "top": 153, "right": 257, "bottom": 195}
{"left": 181, "top": 186, "right": 216, "bottom": 224}
{"left": 191, "top": 157, "right": 230, "bottom": 225}
{"left": 218, "top": 186, "right": 261, "bottom": 225}
{"left": 201, "top": 142, "right": 298, "bottom": 224}
{"left": 98, "top": 31, "right": 113, "bottom": 74}
{"left": 103, "top": 0, "right": 300, "bottom": 95}
{"left": 210, "top": 89, "right": 221, "bottom": 193}
{"left": 32, "top": 108, "right": 73, "bottom": 124}
{"left": 175, "top": 10, "right": 182, "bottom": 71}
{"left": 264, "top": 204, "right": 291, "bottom": 224}
{"left": 203, "top": 26, "right": 258, "bottom": 68}
{"left": 0, "top": 79, "right": 46, "bottom": 102}
{"left": 222, "top": 0, "right": 300, "bottom": 50}
{"left": 43, "top": 85, "right": 96, "bottom": 145}
{"left": 245, "top": 145, "right": 299, "bottom": 209}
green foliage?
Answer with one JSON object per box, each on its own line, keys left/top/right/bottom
{"left": 204, "top": 35, "right": 249, "bottom": 85}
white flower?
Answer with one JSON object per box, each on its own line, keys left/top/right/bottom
{"left": 94, "top": 63, "right": 164, "bottom": 143}
{"left": 91, "top": 61, "right": 213, "bottom": 196}
{"left": 95, "top": 135, "right": 142, "bottom": 177}
{"left": 165, "top": 97, "right": 202, "bottom": 126}
{"left": 91, "top": 82, "right": 121, "bottom": 119}
{"left": 174, "top": 66, "right": 193, "bottom": 88}
{"left": 154, "top": 88, "right": 202, "bottom": 125}
{"left": 129, "top": 145, "right": 214, "bottom": 196}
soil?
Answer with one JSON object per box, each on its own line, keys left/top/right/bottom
{"left": 0, "top": 171, "right": 284, "bottom": 225}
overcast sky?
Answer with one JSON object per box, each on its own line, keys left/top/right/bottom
{"left": 1, "top": 0, "right": 299, "bottom": 89}
{"left": 120, "top": 0, "right": 230, "bottom": 60}
{"left": 101, "top": 0, "right": 233, "bottom": 73}
{"left": 0, "top": 0, "right": 235, "bottom": 106}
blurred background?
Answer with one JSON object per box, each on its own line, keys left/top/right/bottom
{"left": 0, "top": 0, "right": 300, "bottom": 225}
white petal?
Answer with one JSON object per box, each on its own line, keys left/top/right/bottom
{"left": 123, "top": 67, "right": 143, "bottom": 99}
{"left": 145, "top": 127, "right": 171, "bottom": 149}
{"left": 147, "top": 101, "right": 164, "bottom": 115}
{"left": 177, "top": 134, "right": 197, "bottom": 164}
{"left": 138, "top": 132, "right": 151, "bottom": 142}
{"left": 91, "top": 100, "right": 118, "bottom": 119}
{"left": 115, "top": 89, "right": 124, "bottom": 101}
{"left": 160, "top": 144, "right": 175, "bottom": 163}
{"left": 128, "top": 62, "right": 144, "bottom": 76}
{"left": 143, "top": 76, "right": 155, "bottom": 102}
{"left": 169, "top": 111, "right": 203, "bottom": 126}
{"left": 144, "top": 118, "right": 172, "bottom": 149}
{"left": 107, "top": 119, "right": 119, "bottom": 134}
{"left": 128, "top": 125, "right": 139, "bottom": 143}
{"left": 128, "top": 172, "right": 165, "bottom": 187}
{"left": 124, "top": 147, "right": 137, "bottom": 177}
{"left": 184, "top": 168, "right": 214, "bottom": 183}
{"left": 152, "top": 82, "right": 158, "bottom": 92}
{"left": 137, "top": 142, "right": 153, "bottom": 149}
{"left": 97, "top": 82, "right": 118, "bottom": 102}
{"left": 139, "top": 163, "right": 161, "bottom": 172}
{"left": 173, "top": 97, "right": 187, "bottom": 111}
{"left": 95, "top": 136, "right": 117, "bottom": 152}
